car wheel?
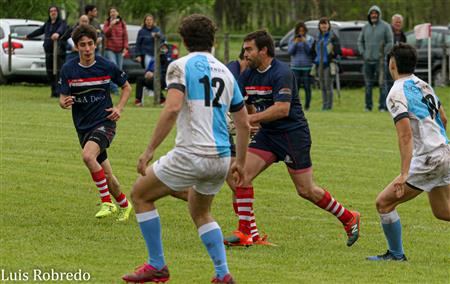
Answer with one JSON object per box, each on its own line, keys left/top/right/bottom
{"left": 0, "top": 68, "right": 8, "bottom": 85}
{"left": 433, "top": 69, "right": 447, "bottom": 87}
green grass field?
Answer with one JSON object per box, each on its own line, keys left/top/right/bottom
{"left": 1, "top": 84, "right": 449, "bottom": 283}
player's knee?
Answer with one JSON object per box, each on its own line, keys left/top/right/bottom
{"left": 295, "top": 184, "right": 314, "bottom": 200}
{"left": 375, "top": 196, "right": 394, "bottom": 213}
{"left": 82, "top": 152, "right": 96, "bottom": 166}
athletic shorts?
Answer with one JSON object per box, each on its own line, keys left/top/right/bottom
{"left": 77, "top": 123, "right": 116, "bottom": 164}
{"left": 407, "top": 144, "right": 450, "bottom": 192}
{"left": 248, "top": 127, "right": 312, "bottom": 173}
{"left": 152, "top": 147, "right": 231, "bottom": 195}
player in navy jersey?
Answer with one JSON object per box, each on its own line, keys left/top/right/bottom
{"left": 57, "top": 24, "right": 133, "bottom": 221}
{"left": 122, "top": 14, "right": 249, "bottom": 284}
{"left": 224, "top": 30, "right": 361, "bottom": 247}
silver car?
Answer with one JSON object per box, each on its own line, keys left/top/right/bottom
{"left": 0, "top": 18, "right": 46, "bottom": 84}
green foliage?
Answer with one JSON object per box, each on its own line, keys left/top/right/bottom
{"left": 1, "top": 84, "right": 449, "bottom": 283}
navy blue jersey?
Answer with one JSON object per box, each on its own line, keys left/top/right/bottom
{"left": 226, "top": 60, "right": 241, "bottom": 80}
{"left": 57, "top": 56, "right": 128, "bottom": 132}
{"left": 238, "top": 58, "right": 307, "bottom": 132}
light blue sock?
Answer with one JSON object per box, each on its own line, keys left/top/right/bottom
{"left": 380, "top": 210, "right": 404, "bottom": 258}
{"left": 199, "top": 222, "right": 229, "bottom": 279}
{"left": 136, "top": 210, "right": 166, "bottom": 270}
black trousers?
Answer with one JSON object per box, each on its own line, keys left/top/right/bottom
{"left": 135, "top": 76, "right": 166, "bottom": 101}
{"left": 45, "top": 52, "right": 66, "bottom": 97}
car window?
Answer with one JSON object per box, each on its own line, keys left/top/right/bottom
{"left": 0, "top": 27, "right": 4, "bottom": 39}
{"left": 406, "top": 32, "right": 416, "bottom": 46}
{"left": 338, "top": 29, "right": 361, "bottom": 51}
{"left": 445, "top": 33, "right": 450, "bottom": 44}
{"left": 431, "top": 31, "right": 443, "bottom": 47}
{"left": 10, "top": 25, "right": 43, "bottom": 40}
{"left": 407, "top": 30, "right": 444, "bottom": 49}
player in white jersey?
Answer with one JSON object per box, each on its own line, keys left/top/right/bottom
{"left": 367, "top": 43, "right": 449, "bottom": 261}
{"left": 122, "top": 14, "right": 249, "bottom": 284}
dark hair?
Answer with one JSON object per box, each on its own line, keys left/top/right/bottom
{"left": 388, "top": 43, "right": 417, "bottom": 74}
{"left": 107, "top": 7, "right": 120, "bottom": 21}
{"left": 243, "top": 30, "right": 275, "bottom": 57}
{"left": 142, "top": 14, "right": 154, "bottom": 27}
{"left": 294, "top": 21, "right": 308, "bottom": 35}
{"left": 178, "top": 14, "right": 217, "bottom": 52}
{"left": 72, "top": 24, "right": 98, "bottom": 46}
{"left": 318, "top": 17, "right": 331, "bottom": 32}
{"left": 47, "top": 5, "right": 60, "bottom": 22}
{"left": 84, "top": 4, "right": 96, "bottom": 15}
{"left": 238, "top": 46, "right": 245, "bottom": 60}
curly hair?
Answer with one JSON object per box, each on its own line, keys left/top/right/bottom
{"left": 243, "top": 30, "right": 275, "bottom": 57}
{"left": 72, "top": 24, "right": 97, "bottom": 46}
{"left": 178, "top": 14, "right": 217, "bottom": 52}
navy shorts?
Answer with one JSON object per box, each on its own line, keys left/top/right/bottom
{"left": 248, "top": 127, "right": 312, "bottom": 173}
{"left": 77, "top": 123, "right": 116, "bottom": 164}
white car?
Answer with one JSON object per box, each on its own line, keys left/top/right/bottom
{"left": 0, "top": 18, "right": 46, "bottom": 84}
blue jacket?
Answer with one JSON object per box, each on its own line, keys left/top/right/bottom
{"left": 28, "top": 17, "right": 67, "bottom": 53}
{"left": 135, "top": 26, "right": 165, "bottom": 57}
{"left": 287, "top": 34, "right": 314, "bottom": 68}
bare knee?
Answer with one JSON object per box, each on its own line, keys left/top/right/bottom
{"left": 375, "top": 195, "right": 396, "bottom": 214}
{"left": 82, "top": 152, "right": 96, "bottom": 167}
{"left": 296, "top": 184, "right": 315, "bottom": 200}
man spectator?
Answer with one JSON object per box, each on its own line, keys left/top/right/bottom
{"left": 26, "top": 5, "right": 67, "bottom": 98}
{"left": 84, "top": 4, "right": 103, "bottom": 48}
{"left": 384, "top": 14, "right": 407, "bottom": 95}
{"left": 358, "top": 5, "right": 393, "bottom": 111}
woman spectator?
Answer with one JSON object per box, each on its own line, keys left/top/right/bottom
{"left": 103, "top": 7, "right": 128, "bottom": 95}
{"left": 135, "top": 14, "right": 164, "bottom": 68}
{"left": 288, "top": 21, "right": 314, "bottom": 110}
{"left": 26, "top": 5, "right": 67, "bottom": 98}
{"left": 312, "top": 17, "right": 341, "bottom": 111}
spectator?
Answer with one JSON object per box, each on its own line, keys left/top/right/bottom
{"left": 103, "top": 7, "right": 128, "bottom": 95}
{"left": 384, "top": 14, "right": 407, "bottom": 95}
{"left": 62, "top": 15, "right": 90, "bottom": 62}
{"left": 84, "top": 4, "right": 103, "bottom": 48}
{"left": 358, "top": 5, "right": 393, "bottom": 111}
{"left": 311, "top": 17, "right": 341, "bottom": 111}
{"left": 288, "top": 21, "right": 314, "bottom": 110}
{"left": 26, "top": 5, "right": 67, "bottom": 98}
{"left": 135, "top": 14, "right": 165, "bottom": 67}
{"left": 226, "top": 47, "right": 247, "bottom": 80}
{"left": 134, "top": 43, "right": 173, "bottom": 106}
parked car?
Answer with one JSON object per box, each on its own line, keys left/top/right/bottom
{"left": 0, "top": 18, "right": 46, "bottom": 84}
{"left": 275, "top": 20, "right": 366, "bottom": 86}
{"left": 405, "top": 25, "right": 450, "bottom": 86}
{"left": 122, "top": 24, "right": 179, "bottom": 82}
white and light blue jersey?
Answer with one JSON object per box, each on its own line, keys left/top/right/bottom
{"left": 166, "top": 52, "right": 244, "bottom": 157}
{"left": 386, "top": 74, "right": 448, "bottom": 156}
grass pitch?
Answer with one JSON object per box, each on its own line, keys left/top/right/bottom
{"left": 1, "top": 84, "right": 449, "bottom": 283}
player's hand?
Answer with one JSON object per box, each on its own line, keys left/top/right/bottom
{"left": 122, "top": 48, "right": 128, "bottom": 56}
{"left": 60, "top": 96, "right": 74, "bottom": 109}
{"left": 105, "top": 107, "right": 121, "bottom": 121}
{"left": 51, "top": 33, "right": 59, "bottom": 41}
{"left": 230, "top": 162, "right": 245, "bottom": 186}
{"left": 137, "top": 150, "right": 154, "bottom": 176}
{"left": 393, "top": 174, "right": 408, "bottom": 198}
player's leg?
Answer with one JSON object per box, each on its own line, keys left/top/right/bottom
{"left": 367, "top": 180, "right": 422, "bottom": 261}
{"left": 100, "top": 157, "right": 132, "bottom": 221}
{"left": 189, "top": 189, "right": 234, "bottom": 283}
{"left": 122, "top": 166, "right": 174, "bottom": 283}
{"left": 427, "top": 185, "right": 450, "bottom": 221}
{"left": 226, "top": 156, "right": 239, "bottom": 215}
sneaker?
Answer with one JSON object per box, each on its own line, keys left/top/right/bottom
{"left": 344, "top": 211, "right": 360, "bottom": 247}
{"left": 95, "top": 202, "right": 117, "bottom": 218}
{"left": 211, "top": 273, "right": 236, "bottom": 284}
{"left": 134, "top": 99, "right": 143, "bottom": 107}
{"left": 253, "top": 234, "right": 277, "bottom": 246}
{"left": 367, "top": 250, "right": 407, "bottom": 261}
{"left": 224, "top": 230, "right": 253, "bottom": 247}
{"left": 122, "top": 264, "right": 170, "bottom": 283}
{"left": 117, "top": 203, "right": 133, "bottom": 222}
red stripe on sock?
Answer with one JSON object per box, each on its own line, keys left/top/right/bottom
{"left": 91, "top": 169, "right": 112, "bottom": 204}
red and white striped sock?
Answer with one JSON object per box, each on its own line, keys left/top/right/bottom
{"left": 115, "top": 193, "right": 129, "bottom": 208}
{"left": 232, "top": 202, "right": 238, "bottom": 215}
{"left": 236, "top": 186, "right": 259, "bottom": 240}
{"left": 91, "top": 169, "right": 112, "bottom": 203}
{"left": 315, "top": 190, "right": 353, "bottom": 224}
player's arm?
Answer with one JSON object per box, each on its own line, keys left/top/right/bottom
{"left": 106, "top": 81, "right": 131, "bottom": 121}
{"left": 439, "top": 105, "right": 447, "bottom": 130}
{"left": 59, "top": 94, "right": 73, "bottom": 109}
{"left": 231, "top": 105, "right": 250, "bottom": 185}
{"left": 249, "top": 101, "right": 290, "bottom": 125}
{"left": 394, "top": 117, "right": 413, "bottom": 197}
{"left": 137, "top": 88, "right": 184, "bottom": 175}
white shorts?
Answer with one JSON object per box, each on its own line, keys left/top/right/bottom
{"left": 152, "top": 147, "right": 231, "bottom": 195}
{"left": 407, "top": 145, "right": 450, "bottom": 192}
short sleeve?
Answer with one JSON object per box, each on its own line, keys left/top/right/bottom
{"left": 57, "top": 65, "right": 70, "bottom": 95}
{"left": 272, "top": 67, "right": 293, "bottom": 102}
{"left": 166, "top": 60, "right": 186, "bottom": 93}
{"left": 387, "top": 91, "right": 409, "bottom": 123}
{"left": 229, "top": 79, "right": 244, "bottom": 113}
{"left": 110, "top": 62, "right": 127, "bottom": 87}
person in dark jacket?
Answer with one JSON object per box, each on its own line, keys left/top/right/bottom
{"left": 311, "top": 17, "right": 341, "bottom": 111}
{"left": 383, "top": 14, "right": 407, "bottom": 96}
{"left": 26, "top": 5, "right": 67, "bottom": 97}
{"left": 135, "top": 14, "right": 165, "bottom": 68}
